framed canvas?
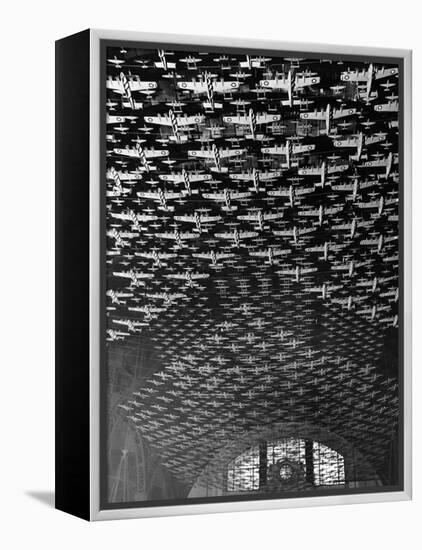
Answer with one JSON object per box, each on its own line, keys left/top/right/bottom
{"left": 55, "top": 29, "right": 412, "bottom": 521}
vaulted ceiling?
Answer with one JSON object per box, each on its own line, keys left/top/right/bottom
{"left": 104, "top": 44, "right": 400, "bottom": 492}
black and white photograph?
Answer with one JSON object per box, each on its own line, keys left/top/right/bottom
{"left": 103, "top": 43, "right": 403, "bottom": 508}
{"left": 3, "top": 0, "right": 420, "bottom": 546}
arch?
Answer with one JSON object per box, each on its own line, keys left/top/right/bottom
{"left": 188, "top": 421, "right": 381, "bottom": 498}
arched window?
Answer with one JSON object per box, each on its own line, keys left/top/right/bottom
{"left": 226, "top": 437, "right": 345, "bottom": 492}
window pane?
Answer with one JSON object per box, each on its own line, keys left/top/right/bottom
{"left": 313, "top": 441, "right": 345, "bottom": 486}
{"left": 226, "top": 438, "right": 345, "bottom": 491}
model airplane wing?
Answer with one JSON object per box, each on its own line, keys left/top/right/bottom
{"left": 300, "top": 110, "right": 326, "bottom": 121}
{"left": 273, "top": 229, "right": 293, "bottom": 236}
{"left": 174, "top": 214, "right": 195, "bottom": 223}
{"left": 256, "top": 113, "right": 282, "bottom": 124}
{"left": 374, "top": 67, "right": 399, "bottom": 80}
{"left": 326, "top": 206, "right": 343, "bottom": 214}
{"left": 215, "top": 231, "right": 236, "bottom": 239}
{"left": 201, "top": 214, "right": 222, "bottom": 222}
{"left": 136, "top": 191, "right": 161, "bottom": 199}
{"left": 231, "top": 191, "right": 252, "bottom": 199}
{"left": 113, "top": 147, "right": 169, "bottom": 158}
{"left": 159, "top": 173, "right": 209, "bottom": 183}
{"left": 107, "top": 78, "right": 157, "bottom": 93}
{"left": 237, "top": 213, "right": 259, "bottom": 221}
{"left": 250, "top": 248, "right": 288, "bottom": 257}
{"left": 334, "top": 107, "right": 358, "bottom": 119}
{"left": 267, "top": 188, "right": 289, "bottom": 197}
{"left": 230, "top": 170, "right": 283, "bottom": 181}
{"left": 223, "top": 114, "right": 281, "bottom": 125}
{"left": 144, "top": 115, "right": 173, "bottom": 126}
{"left": 202, "top": 192, "right": 225, "bottom": 200}
{"left": 177, "top": 81, "right": 208, "bottom": 93}
{"left": 298, "top": 164, "right": 349, "bottom": 176}
{"left": 333, "top": 137, "right": 359, "bottom": 148}
{"left": 277, "top": 268, "right": 295, "bottom": 275}
{"left": 177, "top": 115, "right": 206, "bottom": 126}
{"left": 365, "top": 134, "right": 386, "bottom": 146}
{"left": 297, "top": 166, "right": 322, "bottom": 176}
{"left": 112, "top": 271, "right": 150, "bottom": 279}
{"left": 299, "top": 209, "right": 319, "bottom": 217}
{"left": 156, "top": 232, "right": 182, "bottom": 239}
{"left": 259, "top": 78, "right": 290, "bottom": 91}
{"left": 292, "top": 144, "right": 316, "bottom": 153}
{"left": 360, "top": 238, "right": 378, "bottom": 245}
{"left": 145, "top": 114, "right": 205, "bottom": 126}
{"left": 166, "top": 273, "right": 185, "bottom": 280}
{"left": 340, "top": 68, "right": 371, "bottom": 82}
{"left": 296, "top": 186, "right": 314, "bottom": 196}
{"left": 222, "top": 114, "right": 250, "bottom": 125}
{"left": 249, "top": 250, "right": 267, "bottom": 257}
{"left": 192, "top": 252, "right": 212, "bottom": 259}
{"left": 359, "top": 158, "right": 387, "bottom": 168}
{"left": 212, "top": 81, "right": 241, "bottom": 92}
{"left": 261, "top": 145, "right": 287, "bottom": 155}
{"left": 110, "top": 212, "right": 131, "bottom": 221}
{"left": 216, "top": 252, "right": 235, "bottom": 259}
{"left": 219, "top": 148, "right": 247, "bottom": 158}
{"left": 164, "top": 191, "right": 184, "bottom": 199}
{"left": 188, "top": 149, "right": 215, "bottom": 159}
{"left": 144, "top": 149, "right": 169, "bottom": 158}
{"left": 356, "top": 199, "right": 380, "bottom": 208}
{"left": 295, "top": 74, "right": 320, "bottom": 88}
